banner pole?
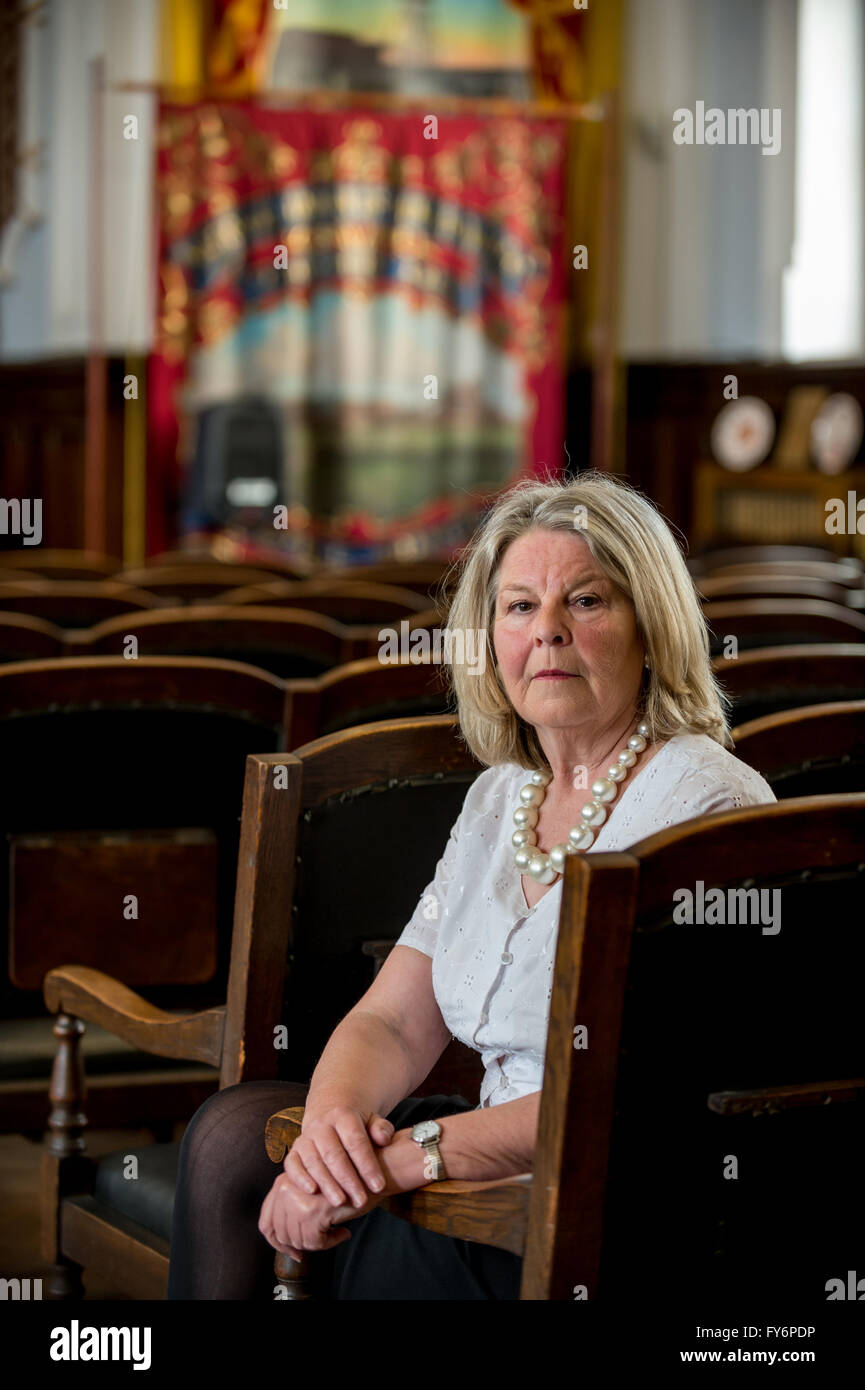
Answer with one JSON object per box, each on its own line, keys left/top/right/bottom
{"left": 84, "top": 54, "right": 107, "bottom": 555}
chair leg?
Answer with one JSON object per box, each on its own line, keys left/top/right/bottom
{"left": 41, "top": 1011, "right": 93, "bottom": 1300}
{"left": 44, "top": 1261, "right": 85, "bottom": 1300}
{"left": 273, "top": 1250, "right": 315, "bottom": 1300}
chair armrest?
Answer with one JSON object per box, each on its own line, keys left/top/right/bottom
{"left": 264, "top": 1105, "right": 531, "bottom": 1256}
{"left": 381, "top": 1174, "right": 531, "bottom": 1256}
{"left": 265, "top": 1105, "right": 304, "bottom": 1161}
{"left": 708, "top": 1078, "right": 865, "bottom": 1115}
{"left": 44, "top": 965, "right": 225, "bottom": 1068}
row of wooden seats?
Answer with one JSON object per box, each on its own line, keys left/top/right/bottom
{"left": 0, "top": 579, "right": 437, "bottom": 627}
{"left": 37, "top": 713, "right": 865, "bottom": 1300}
{"left": 3, "top": 540, "right": 862, "bottom": 606}
{"left": 0, "top": 604, "right": 443, "bottom": 678}
{"left": 6, "top": 539, "right": 865, "bottom": 1289}
{"left": 3, "top": 643, "right": 864, "bottom": 1138}
{"left": 0, "top": 548, "right": 451, "bottom": 598}
{"left": 687, "top": 541, "right": 864, "bottom": 576}
{"left": 1, "top": 598, "right": 865, "bottom": 677}
{"left": 3, "top": 569, "right": 865, "bottom": 628}
{"left": 4, "top": 538, "right": 861, "bottom": 574}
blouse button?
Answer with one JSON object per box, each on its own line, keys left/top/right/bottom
{"left": 500, "top": 951, "right": 513, "bottom": 964}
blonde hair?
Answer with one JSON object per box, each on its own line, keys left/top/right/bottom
{"left": 436, "top": 471, "right": 731, "bottom": 770}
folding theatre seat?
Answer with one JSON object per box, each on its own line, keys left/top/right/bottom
{"left": 0, "top": 656, "right": 287, "bottom": 1138}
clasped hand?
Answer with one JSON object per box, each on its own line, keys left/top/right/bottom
{"left": 258, "top": 1105, "right": 396, "bottom": 1261}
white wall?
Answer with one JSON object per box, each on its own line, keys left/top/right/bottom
{"left": 620, "top": 0, "right": 801, "bottom": 359}
{"left": 3, "top": 0, "right": 861, "bottom": 365}
{"left": 782, "top": 0, "right": 865, "bottom": 359}
{"left": 0, "top": 0, "right": 158, "bottom": 362}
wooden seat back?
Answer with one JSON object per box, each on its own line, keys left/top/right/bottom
{"left": 0, "top": 613, "right": 65, "bottom": 663}
{"left": 705, "top": 599, "right": 865, "bottom": 654}
{"left": 321, "top": 560, "right": 453, "bottom": 603}
{"left": 688, "top": 545, "right": 862, "bottom": 579}
{"left": 211, "top": 579, "right": 431, "bottom": 622}
{"left": 80, "top": 604, "right": 370, "bottom": 679}
{"left": 136, "top": 551, "right": 310, "bottom": 579}
{"left": 697, "top": 573, "right": 857, "bottom": 607}
{"left": 284, "top": 655, "right": 453, "bottom": 746}
{"left": 0, "top": 580, "right": 167, "bottom": 627}
{"left": 712, "top": 642, "right": 865, "bottom": 724}
{"left": 528, "top": 794, "right": 865, "bottom": 1299}
{"left": 115, "top": 564, "right": 294, "bottom": 601}
{"left": 703, "top": 560, "right": 864, "bottom": 589}
{"left": 0, "top": 550, "right": 122, "bottom": 580}
{"left": 0, "top": 657, "right": 287, "bottom": 1022}
{"left": 732, "top": 700, "right": 865, "bottom": 796}
{"left": 222, "top": 716, "right": 486, "bottom": 1096}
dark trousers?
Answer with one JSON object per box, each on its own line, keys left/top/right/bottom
{"left": 166, "top": 1080, "right": 524, "bottom": 1300}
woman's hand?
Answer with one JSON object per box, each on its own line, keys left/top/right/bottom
{"left": 258, "top": 1168, "right": 385, "bottom": 1261}
{"left": 283, "top": 1105, "right": 395, "bottom": 1209}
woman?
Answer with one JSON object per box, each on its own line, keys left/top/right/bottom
{"left": 167, "top": 472, "right": 775, "bottom": 1300}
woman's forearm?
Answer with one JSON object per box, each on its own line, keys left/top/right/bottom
{"left": 302, "top": 1007, "right": 417, "bottom": 1124}
{"left": 371, "top": 1090, "right": 542, "bottom": 1196}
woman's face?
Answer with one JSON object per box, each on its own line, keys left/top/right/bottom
{"left": 491, "top": 527, "right": 646, "bottom": 745}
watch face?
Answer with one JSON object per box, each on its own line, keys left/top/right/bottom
{"left": 413, "top": 1120, "right": 441, "bottom": 1144}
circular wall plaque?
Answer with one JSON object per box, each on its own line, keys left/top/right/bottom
{"left": 811, "top": 393, "right": 864, "bottom": 475}
{"left": 710, "top": 397, "right": 776, "bottom": 471}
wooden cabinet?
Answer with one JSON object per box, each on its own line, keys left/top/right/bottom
{"left": 693, "top": 461, "right": 865, "bottom": 559}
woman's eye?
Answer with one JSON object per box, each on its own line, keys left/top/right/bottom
{"left": 507, "top": 595, "right": 598, "bottom": 613}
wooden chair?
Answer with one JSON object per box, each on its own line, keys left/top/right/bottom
{"left": 115, "top": 564, "right": 296, "bottom": 602}
{"left": 0, "top": 613, "right": 64, "bottom": 664}
{"left": 0, "top": 657, "right": 287, "bottom": 1138}
{"left": 705, "top": 599, "right": 865, "bottom": 655}
{"left": 688, "top": 545, "right": 861, "bottom": 578}
{"left": 0, "top": 580, "right": 169, "bottom": 627}
{"left": 732, "top": 701, "right": 865, "bottom": 796}
{"left": 79, "top": 604, "right": 441, "bottom": 681}
{"left": 284, "top": 655, "right": 453, "bottom": 747}
{"left": 266, "top": 793, "right": 865, "bottom": 1301}
{"left": 41, "top": 716, "right": 485, "bottom": 1298}
{"left": 211, "top": 580, "right": 431, "bottom": 623}
{"left": 0, "top": 550, "right": 123, "bottom": 581}
{"left": 712, "top": 642, "right": 865, "bottom": 725}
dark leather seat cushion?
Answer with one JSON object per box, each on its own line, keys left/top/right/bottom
{"left": 92, "top": 1142, "right": 180, "bottom": 1241}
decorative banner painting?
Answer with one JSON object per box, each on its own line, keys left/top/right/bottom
{"left": 264, "top": 0, "right": 532, "bottom": 100}
{"left": 150, "top": 101, "right": 568, "bottom": 563}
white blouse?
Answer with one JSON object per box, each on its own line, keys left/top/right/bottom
{"left": 396, "top": 732, "right": 777, "bottom": 1109}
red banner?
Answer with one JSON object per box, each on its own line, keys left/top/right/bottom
{"left": 149, "top": 102, "right": 568, "bottom": 562}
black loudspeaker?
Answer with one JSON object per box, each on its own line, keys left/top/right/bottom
{"left": 181, "top": 396, "right": 284, "bottom": 529}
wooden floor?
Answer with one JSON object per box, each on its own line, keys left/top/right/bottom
{"left": 0, "top": 1122, "right": 187, "bottom": 1300}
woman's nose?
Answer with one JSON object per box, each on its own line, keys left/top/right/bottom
{"left": 532, "top": 603, "right": 571, "bottom": 646}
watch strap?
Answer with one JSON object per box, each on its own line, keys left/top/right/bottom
{"left": 422, "top": 1139, "right": 446, "bottom": 1182}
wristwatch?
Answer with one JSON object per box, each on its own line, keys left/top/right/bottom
{"left": 410, "top": 1118, "right": 447, "bottom": 1182}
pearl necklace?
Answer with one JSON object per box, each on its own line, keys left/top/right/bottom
{"left": 512, "top": 721, "right": 651, "bottom": 885}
